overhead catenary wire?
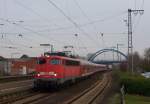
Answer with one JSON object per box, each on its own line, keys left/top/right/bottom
{"left": 135, "top": 0, "right": 137, "bottom": 9}
{"left": 0, "top": 18, "right": 71, "bottom": 56}
{"left": 47, "top": 0, "right": 100, "bottom": 48}
{"left": 134, "top": 0, "right": 145, "bottom": 9}
{"left": 0, "top": 32, "right": 52, "bottom": 47}
{"left": 73, "top": 0, "right": 101, "bottom": 45}
{"left": 74, "top": 0, "right": 127, "bottom": 52}
{"left": 1, "top": 11, "right": 127, "bottom": 34}
{"left": 74, "top": 34, "right": 90, "bottom": 55}
{"left": 132, "top": 0, "right": 145, "bottom": 33}
{"left": 0, "top": 10, "right": 127, "bottom": 56}
{"left": 0, "top": 18, "right": 69, "bottom": 45}
{"left": 0, "top": 37, "right": 35, "bottom": 55}
{"left": 0, "top": 1, "right": 137, "bottom": 57}
{"left": 0, "top": 32, "right": 43, "bottom": 44}
{"left": 141, "top": 0, "right": 145, "bottom": 9}
{"left": 0, "top": 24, "right": 42, "bottom": 49}
{"left": 12, "top": 0, "right": 80, "bottom": 49}
{"left": 27, "top": 11, "right": 126, "bottom": 33}
{"left": 79, "top": 11, "right": 127, "bottom": 26}
{"left": 12, "top": 0, "right": 84, "bottom": 47}
{"left": 0, "top": 31, "right": 39, "bottom": 53}
{"left": 30, "top": 11, "right": 127, "bottom": 33}
{"left": 12, "top": 0, "right": 73, "bottom": 46}
{"left": 74, "top": 0, "right": 90, "bottom": 21}
{"left": 61, "top": 0, "right": 91, "bottom": 54}
{"left": 0, "top": 32, "right": 53, "bottom": 57}
{"left": 13, "top": 0, "right": 61, "bottom": 29}
{"left": 132, "top": 15, "right": 142, "bottom": 33}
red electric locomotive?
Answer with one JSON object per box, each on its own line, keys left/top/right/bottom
{"left": 34, "top": 52, "right": 106, "bottom": 88}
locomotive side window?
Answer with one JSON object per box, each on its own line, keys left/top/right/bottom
{"left": 37, "top": 58, "right": 46, "bottom": 64}
{"left": 65, "top": 60, "right": 80, "bottom": 66}
{"left": 50, "top": 59, "right": 60, "bottom": 65}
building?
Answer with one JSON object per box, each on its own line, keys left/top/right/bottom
{"left": 0, "top": 56, "right": 10, "bottom": 75}
{"left": 10, "top": 58, "right": 37, "bottom": 75}
{"left": 0, "top": 56, "right": 37, "bottom": 76}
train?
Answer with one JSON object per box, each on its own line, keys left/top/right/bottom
{"left": 33, "top": 52, "right": 107, "bottom": 89}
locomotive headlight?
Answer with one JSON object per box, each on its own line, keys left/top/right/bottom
{"left": 49, "top": 72, "right": 57, "bottom": 76}
{"left": 54, "top": 73, "right": 57, "bottom": 76}
{"left": 37, "top": 73, "right": 40, "bottom": 77}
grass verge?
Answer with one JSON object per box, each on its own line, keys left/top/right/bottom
{"left": 108, "top": 93, "right": 120, "bottom": 104}
{"left": 125, "top": 94, "right": 150, "bottom": 104}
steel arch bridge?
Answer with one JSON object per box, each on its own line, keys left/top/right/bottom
{"left": 88, "top": 49, "right": 128, "bottom": 64}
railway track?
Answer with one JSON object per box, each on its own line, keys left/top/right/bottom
{"left": 0, "top": 79, "right": 33, "bottom": 96}
{"left": 11, "top": 73, "right": 105, "bottom": 104}
{"left": 12, "top": 93, "right": 53, "bottom": 104}
{"left": 0, "top": 84, "right": 53, "bottom": 104}
{"left": 0, "top": 85, "right": 35, "bottom": 104}
{"left": 64, "top": 72, "right": 112, "bottom": 104}
{"left": 0, "top": 72, "right": 111, "bottom": 104}
{"left": 0, "top": 75, "right": 33, "bottom": 83}
{"left": 0, "top": 80, "right": 56, "bottom": 104}
{"left": 0, "top": 79, "right": 34, "bottom": 104}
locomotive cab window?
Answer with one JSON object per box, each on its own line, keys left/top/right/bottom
{"left": 65, "top": 60, "right": 80, "bottom": 66}
{"left": 50, "top": 59, "right": 61, "bottom": 65}
{"left": 37, "top": 58, "right": 46, "bottom": 64}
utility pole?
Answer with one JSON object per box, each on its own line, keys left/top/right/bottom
{"left": 127, "top": 9, "right": 144, "bottom": 73}
{"left": 117, "top": 44, "right": 124, "bottom": 61}
{"left": 110, "top": 46, "right": 116, "bottom": 61}
{"left": 117, "top": 44, "right": 119, "bottom": 61}
{"left": 0, "top": 24, "right": 4, "bottom": 39}
{"left": 100, "top": 33, "right": 106, "bottom": 60}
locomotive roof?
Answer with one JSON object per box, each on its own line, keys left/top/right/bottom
{"left": 38, "top": 55, "right": 106, "bottom": 67}
{"left": 39, "top": 55, "right": 79, "bottom": 61}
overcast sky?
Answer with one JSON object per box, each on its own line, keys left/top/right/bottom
{"left": 0, "top": 0, "right": 148, "bottom": 58}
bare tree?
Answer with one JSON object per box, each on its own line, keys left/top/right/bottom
{"left": 144, "top": 48, "right": 150, "bottom": 64}
{"left": 140, "top": 48, "right": 150, "bottom": 72}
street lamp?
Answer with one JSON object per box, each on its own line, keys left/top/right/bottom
{"left": 63, "top": 45, "right": 75, "bottom": 55}
{"left": 40, "top": 44, "right": 53, "bottom": 53}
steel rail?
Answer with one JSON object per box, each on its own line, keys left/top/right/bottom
{"left": 12, "top": 93, "right": 52, "bottom": 104}
{"left": 0, "top": 88, "right": 35, "bottom": 104}
{"left": 64, "top": 72, "right": 111, "bottom": 104}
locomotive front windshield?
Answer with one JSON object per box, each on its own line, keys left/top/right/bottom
{"left": 37, "top": 58, "right": 46, "bottom": 64}
{"left": 50, "top": 59, "right": 61, "bottom": 65}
